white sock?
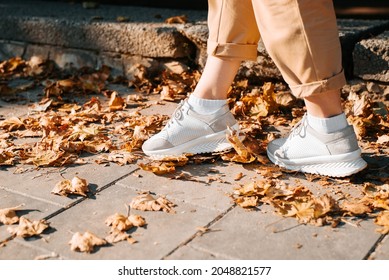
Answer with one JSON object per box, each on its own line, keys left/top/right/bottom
{"left": 307, "top": 113, "right": 348, "bottom": 134}
{"left": 188, "top": 94, "right": 227, "bottom": 115}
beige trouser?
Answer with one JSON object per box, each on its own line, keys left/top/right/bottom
{"left": 207, "top": 0, "right": 346, "bottom": 98}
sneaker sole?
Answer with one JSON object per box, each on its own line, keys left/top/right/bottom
{"left": 144, "top": 124, "right": 239, "bottom": 159}
{"left": 267, "top": 149, "right": 367, "bottom": 177}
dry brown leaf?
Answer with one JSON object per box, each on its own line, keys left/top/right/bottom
{"left": 165, "top": 15, "right": 188, "bottom": 24}
{"left": 69, "top": 231, "right": 107, "bottom": 253}
{"left": 105, "top": 229, "right": 133, "bottom": 244}
{"left": 128, "top": 214, "right": 146, "bottom": 227}
{"left": 223, "top": 129, "right": 255, "bottom": 163}
{"left": 160, "top": 85, "right": 175, "bottom": 101}
{"left": 51, "top": 176, "right": 90, "bottom": 197}
{"left": 340, "top": 200, "right": 372, "bottom": 215}
{"left": 7, "top": 216, "right": 49, "bottom": 238}
{"left": 285, "top": 201, "right": 315, "bottom": 224}
{"left": 0, "top": 204, "right": 24, "bottom": 225}
{"left": 314, "top": 195, "right": 337, "bottom": 218}
{"left": 234, "top": 172, "right": 244, "bottom": 181}
{"left": 105, "top": 213, "right": 133, "bottom": 232}
{"left": 0, "top": 150, "right": 15, "bottom": 166}
{"left": 138, "top": 162, "right": 176, "bottom": 175}
{"left": 375, "top": 211, "right": 389, "bottom": 234}
{"left": 96, "top": 151, "right": 140, "bottom": 166}
{"left": 108, "top": 91, "right": 125, "bottom": 111}
{"left": 235, "top": 196, "right": 259, "bottom": 208}
{"left": 0, "top": 117, "right": 25, "bottom": 131}
{"left": 129, "top": 193, "right": 176, "bottom": 213}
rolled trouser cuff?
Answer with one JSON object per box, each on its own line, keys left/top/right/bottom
{"left": 207, "top": 40, "right": 258, "bottom": 61}
{"left": 289, "top": 70, "right": 346, "bottom": 98}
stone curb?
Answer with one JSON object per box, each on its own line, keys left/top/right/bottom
{"left": 0, "top": 1, "right": 388, "bottom": 82}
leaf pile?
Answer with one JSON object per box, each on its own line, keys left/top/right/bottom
{"left": 1, "top": 55, "right": 388, "bottom": 246}
{"left": 232, "top": 179, "right": 389, "bottom": 232}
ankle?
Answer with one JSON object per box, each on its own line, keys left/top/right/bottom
{"left": 307, "top": 112, "right": 348, "bottom": 134}
{"left": 188, "top": 94, "right": 227, "bottom": 115}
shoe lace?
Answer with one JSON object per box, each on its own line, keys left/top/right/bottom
{"left": 278, "top": 114, "right": 308, "bottom": 155}
{"left": 289, "top": 114, "right": 308, "bottom": 138}
{"left": 166, "top": 100, "right": 186, "bottom": 129}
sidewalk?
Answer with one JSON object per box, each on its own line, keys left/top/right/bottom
{"left": 0, "top": 1, "right": 389, "bottom": 260}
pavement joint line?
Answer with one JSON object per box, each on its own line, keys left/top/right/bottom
{"left": 0, "top": 185, "right": 67, "bottom": 208}
{"left": 116, "top": 180, "right": 235, "bottom": 212}
{"left": 42, "top": 168, "right": 141, "bottom": 221}
{"left": 362, "top": 234, "right": 387, "bottom": 260}
{"left": 161, "top": 204, "right": 236, "bottom": 260}
{"left": 185, "top": 244, "right": 236, "bottom": 260}
{"left": 13, "top": 238, "right": 65, "bottom": 259}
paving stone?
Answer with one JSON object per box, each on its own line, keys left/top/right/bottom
{"left": 371, "top": 235, "right": 389, "bottom": 260}
{"left": 353, "top": 31, "right": 389, "bottom": 82}
{"left": 116, "top": 165, "right": 233, "bottom": 212}
{"left": 187, "top": 206, "right": 380, "bottom": 260}
{"left": 165, "top": 244, "right": 230, "bottom": 260}
{"left": 49, "top": 47, "right": 97, "bottom": 70}
{"left": 14, "top": 184, "right": 221, "bottom": 259}
{"left": 0, "top": 238, "right": 63, "bottom": 260}
{"left": 24, "top": 44, "right": 51, "bottom": 61}
{"left": 0, "top": 40, "right": 25, "bottom": 61}
{"left": 0, "top": 158, "right": 138, "bottom": 208}
{"left": 0, "top": 189, "right": 61, "bottom": 244}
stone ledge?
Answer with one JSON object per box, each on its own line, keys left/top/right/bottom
{"left": 0, "top": 1, "right": 388, "bottom": 82}
{"left": 353, "top": 31, "right": 389, "bottom": 82}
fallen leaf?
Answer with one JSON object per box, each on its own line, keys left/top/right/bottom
{"left": 105, "top": 230, "right": 132, "bottom": 244}
{"left": 165, "top": 15, "right": 188, "bottom": 24}
{"left": 0, "top": 204, "right": 24, "bottom": 225}
{"left": 7, "top": 216, "right": 50, "bottom": 238}
{"left": 128, "top": 214, "right": 146, "bottom": 227}
{"left": 108, "top": 91, "right": 125, "bottom": 111}
{"left": 234, "top": 172, "right": 244, "bottom": 181}
{"left": 129, "top": 193, "right": 176, "bottom": 213}
{"left": 375, "top": 211, "right": 389, "bottom": 234}
{"left": 340, "top": 200, "right": 372, "bottom": 215}
{"left": 51, "top": 176, "right": 90, "bottom": 197}
{"left": 69, "top": 231, "right": 107, "bottom": 253}
{"left": 138, "top": 162, "right": 176, "bottom": 175}
{"left": 105, "top": 213, "right": 134, "bottom": 232}
{"left": 223, "top": 128, "right": 255, "bottom": 163}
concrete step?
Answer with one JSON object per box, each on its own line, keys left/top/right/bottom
{"left": 0, "top": 0, "right": 388, "bottom": 82}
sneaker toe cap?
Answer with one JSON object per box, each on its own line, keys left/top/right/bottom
{"left": 267, "top": 137, "right": 286, "bottom": 153}
{"left": 142, "top": 137, "right": 174, "bottom": 153}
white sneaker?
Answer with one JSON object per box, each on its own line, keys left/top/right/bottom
{"left": 267, "top": 115, "right": 367, "bottom": 177}
{"left": 142, "top": 100, "right": 239, "bottom": 158}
